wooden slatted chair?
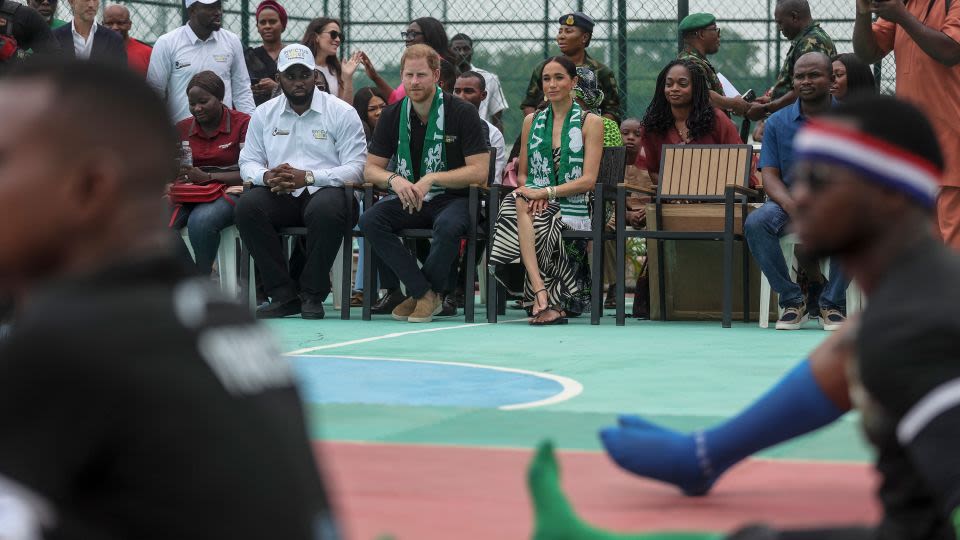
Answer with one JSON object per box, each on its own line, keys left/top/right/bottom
{"left": 614, "top": 144, "right": 759, "bottom": 328}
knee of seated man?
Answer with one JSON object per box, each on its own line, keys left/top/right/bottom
{"left": 233, "top": 189, "right": 269, "bottom": 224}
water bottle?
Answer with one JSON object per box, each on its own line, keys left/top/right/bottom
{"left": 180, "top": 140, "right": 193, "bottom": 168}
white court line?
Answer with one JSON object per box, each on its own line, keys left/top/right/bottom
{"left": 291, "top": 353, "right": 583, "bottom": 410}
{"left": 284, "top": 317, "right": 527, "bottom": 355}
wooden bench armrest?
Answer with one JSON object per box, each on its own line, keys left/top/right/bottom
{"left": 725, "top": 184, "right": 760, "bottom": 199}
{"left": 617, "top": 182, "right": 656, "bottom": 196}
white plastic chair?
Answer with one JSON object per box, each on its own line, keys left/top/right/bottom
{"left": 759, "top": 233, "right": 863, "bottom": 328}
{"left": 179, "top": 225, "right": 241, "bottom": 297}
{"left": 244, "top": 235, "right": 344, "bottom": 310}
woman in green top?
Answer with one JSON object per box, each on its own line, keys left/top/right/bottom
{"left": 489, "top": 56, "right": 603, "bottom": 325}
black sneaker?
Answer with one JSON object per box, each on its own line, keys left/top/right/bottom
{"left": 775, "top": 301, "right": 808, "bottom": 330}
{"left": 371, "top": 289, "right": 406, "bottom": 315}
{"left": 256, "top": 296, "right": 301, "bottom": 319}
{"left": 439, "top": 294, "right": 457, "bottom": 316}
{"left": 301, "top": 297, "right": 325, "bottom": 320}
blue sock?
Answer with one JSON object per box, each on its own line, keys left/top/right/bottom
{"left": 600, "top": 359, "right": 846, "bottom": 496}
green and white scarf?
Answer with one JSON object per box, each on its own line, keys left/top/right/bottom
{"left": 526, "top": 101, "right": 590, "bottom": 228}
{"left": 396, "top": 87, "right": 446, "bottom": 200}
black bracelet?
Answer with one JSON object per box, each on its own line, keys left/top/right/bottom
{"left": 386, "top": 173, "right": 399, "bottom": 190}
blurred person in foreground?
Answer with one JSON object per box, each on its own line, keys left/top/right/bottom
{"left": 0, "top": 59, "right": 338, "bottom": 540}
{"left": 530, "top": 95, "right": 960, "bottom": 540}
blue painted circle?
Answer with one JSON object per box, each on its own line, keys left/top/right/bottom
{"left": 289, "top": 356, "right": 565, "bottom": 408}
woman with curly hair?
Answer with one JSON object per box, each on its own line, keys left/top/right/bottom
{"left": 641, "top": 59, "right": 741, "bottom": 183}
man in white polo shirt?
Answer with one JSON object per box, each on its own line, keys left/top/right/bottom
{"left": 146, "top": 0, "right": 255, "bottom": 122}
{"left": 237, "top": 44, "right": 367, "bottom": 320}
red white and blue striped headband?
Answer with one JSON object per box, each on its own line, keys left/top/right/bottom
{"left": 794, "top": 120, "right": 942, "bottom": 209}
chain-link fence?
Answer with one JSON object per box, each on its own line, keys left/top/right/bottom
{"left": 62, "top": 0, "right": 895, "bottom": 142}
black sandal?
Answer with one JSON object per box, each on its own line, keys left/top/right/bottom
{"left": 530, "top": 288, "right": 549, "bottom": 317}
{"left": 530, "top": 306, "right": 568, "bottom": 326}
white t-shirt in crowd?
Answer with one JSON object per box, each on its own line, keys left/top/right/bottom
{"left": 316, "top": 64, "right": 340, "bottom": 98}
{"left": 146, "top": 24, "right": 256, "bottom": 123}
{"left": 471, "top": 65, "right": 508, "bottom": 122}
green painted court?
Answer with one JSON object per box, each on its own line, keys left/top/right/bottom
{"left": 268, "top": 304, "right": 878, "bottom": 539}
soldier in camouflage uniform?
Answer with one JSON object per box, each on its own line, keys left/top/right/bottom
{"left": 747, "top": 0, "right": 836, "bottom": 120}
{"left": 676, "top": 12, "right": 750, "bottom": 117}
{"left": 520, "top": 11, "right": 621, "bottom": 123}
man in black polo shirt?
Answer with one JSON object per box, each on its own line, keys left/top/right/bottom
{"left": 0, "top": 60, "right": 338, "bottom": 539}
{"left": 360, "top": 43, "right": 488, "bottom": 323}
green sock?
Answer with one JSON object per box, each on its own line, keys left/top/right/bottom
{"left": 527, "top": 440, "right": 722, "bottom": 540}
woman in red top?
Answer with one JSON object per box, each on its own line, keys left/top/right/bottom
{"left": 641, "top": 59, "right": 742, "bottom": 183}
{"left": 173, "top": 71, "right": 250, "bottom": 275}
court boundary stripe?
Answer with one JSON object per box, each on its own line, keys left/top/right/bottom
{"left": 291, "top": 353, "right": 583, "bottom": 410}
{"left": 284, "top": 318, "right": 528, "bottom": 355}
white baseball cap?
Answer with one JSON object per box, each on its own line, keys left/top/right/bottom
{"left": 276, "top": 44, "right": 317, "bottom": 73}
{"left": 184, "top": 0, "right": 218, "bottom": 9}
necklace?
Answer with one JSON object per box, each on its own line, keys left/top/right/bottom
{"left": 674, "top": 121, "right": 690, "bottom": 142}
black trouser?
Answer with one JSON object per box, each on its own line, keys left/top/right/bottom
{"left": 359, "top": 194, "right": 469, "bottom": 299}
{"left": 235, "top": 186, "right": 358, "bottom": 302}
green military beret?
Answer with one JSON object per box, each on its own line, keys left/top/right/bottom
{"left": 678, "top": 12, "right": 716, "bottom": 33}
{"left": 559, "top": 12, "right": 595, "bottom": 33}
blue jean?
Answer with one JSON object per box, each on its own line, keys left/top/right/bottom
{"left": 744, "top": 201, "right": 848, "bottom": 309}
{"left": 182, "top": 195, "right": 238, "bottom": 274}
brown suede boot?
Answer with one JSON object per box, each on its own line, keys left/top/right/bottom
{"left": 407, "top": 291, "right": 442, "bottom": 323}
{"left": 391, "top": 296, "right": 418, "bottom": 321}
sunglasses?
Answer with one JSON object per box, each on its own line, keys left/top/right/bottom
{"left": 401, "top": 30, "right": 423, "bottom": 40}
{"left": 322, "top": 30, "right": 342, "bottom": 41}
{"left": 701, "top": 26, "right": 721, "bottom": 37}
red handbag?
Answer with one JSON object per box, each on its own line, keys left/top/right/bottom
{"left": 169, "top": 182, "right": 229, "bottom": 204}
{"left": 167, "top": 182, "right": 235, "bottom": 228}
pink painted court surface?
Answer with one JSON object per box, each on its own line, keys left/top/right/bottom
{"left": 268, "top": 313, "right": 878, "bottom": 539}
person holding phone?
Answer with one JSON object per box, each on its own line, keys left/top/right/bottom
{"left": 853, "top": 0, "right": 960, "bottom": 250}
{"left": 171, "top": 70, "right": 249, "bottom": 276}
{"left": 677, "top": 12, "right": 751, "bottom": 116}
{"left": 244, "top": 0, "right": 287, "bottom": 106}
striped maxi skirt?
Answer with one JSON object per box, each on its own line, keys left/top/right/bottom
{"left": 488, "top": 192, "right": 592, "bottom": 314}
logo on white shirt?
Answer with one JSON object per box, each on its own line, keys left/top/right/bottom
{"left": 272, "top": 127, "right": 290, "bottom": 136}
{"left": 213, "top": 54, "right": 229, "bottom": 62}
{"left": 312, "top": 129, "right": 327, "bottom": 140}
{"left": 174, "top": 60, "right": 192, "bottom": 70}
